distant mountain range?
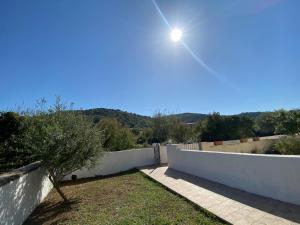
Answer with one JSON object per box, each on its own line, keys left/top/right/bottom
{"left": 77, "top": 108, "right": 266, "bottom": 128}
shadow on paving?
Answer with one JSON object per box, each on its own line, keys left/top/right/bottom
{"left": 164, "top": 168, "right": 300, "bottom": 224}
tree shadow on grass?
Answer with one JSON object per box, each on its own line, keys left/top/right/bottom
{"left": 24, "top": 197, "right": 80, "bottom": 225}
{"left": 24, "top": 170, "right": 140, "bottom": 224}
{"left": 61, "top": 169, "right": 139, "bottom": 187}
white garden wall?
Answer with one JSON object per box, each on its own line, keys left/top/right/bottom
{"left": 63, "top": 148, "right": 155, "bottom": 180}
{"left": 160, "top": 145, "right": 168, "bottom": 164}
{"left": 167, "top": 145, "right": 300, "bottom": 206}
{"left": 0, "top": 162, "right": 53, "bottom": 225}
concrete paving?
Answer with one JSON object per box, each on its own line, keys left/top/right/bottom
{"left": 139, "top": 165, "right": 300, "bottom": 225}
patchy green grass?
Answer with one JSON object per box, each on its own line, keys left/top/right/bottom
{"left": 25, "top": 170, "right": 227, "bottom": 225}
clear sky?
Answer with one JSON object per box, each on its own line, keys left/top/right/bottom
{"left": 0, "top": 0, "right": 299, "bottom": 116}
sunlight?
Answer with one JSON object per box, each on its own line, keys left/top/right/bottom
{"left": 170, "top": 28, "right": 182, "bottom": 42}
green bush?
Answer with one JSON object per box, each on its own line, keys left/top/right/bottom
{"left": 254, "top": 112, "right": 276, "bottom": 136}
{"left": 254, "top": 110, "right": 300, "bottom": 136}
{"left": 98, "top": 117, "right": 135, "bottom": 151}
{"left": 150, "top": 113, "right": 171, "bottom": 143}
{"left": 273, "top": 110, "right": 300, "bottom": 135}
{"left": 200, "top": 113, "right": 254, "bottom": 141}
{"left": 0, "top": 112, "right": 34, "bottom": 172}
{"left": 169, "top": 117, "right": 194, "bottom": 143}
{"left": 200, "top": 113, "right": 226, "bottom": 141}
{"left": 136, "top": 128, "right": 153, "bottom": 145}
{"left": 273, "top": 137, "right": 300, "bottom": 155}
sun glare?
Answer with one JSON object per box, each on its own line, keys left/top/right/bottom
{"left": 170, "top": 28, "right": 182, "bottom": 42}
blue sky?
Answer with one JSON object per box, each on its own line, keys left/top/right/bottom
{"left": 0, "top": 0, "right": 299, "bottom": 116}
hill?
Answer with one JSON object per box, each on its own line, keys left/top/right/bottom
{"left": 78, "top": 108, "right": 267, "bottom": 128}
{"left": 167, "top": 113, "right": 207, "bottom": 124}
{"left": 237, "top": 112, "right": 265, "bottom": 118}
{"left": 77, "top": 108, "right": 151, "bottom": 129}
{"left": 167, "top": 112, "right": 266, "bottom": 124}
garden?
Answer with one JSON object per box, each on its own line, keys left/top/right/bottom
{"left": 24, "top": 170, "right": 227, "bottom": 225}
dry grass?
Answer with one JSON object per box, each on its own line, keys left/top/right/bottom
{"left": 25, "top": 170, "right": 227, "bottom": 225}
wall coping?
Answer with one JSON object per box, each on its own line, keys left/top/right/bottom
{"left": 174, "top": 148, "right": 300, "bottom": 158}
{"left": 106, "top": 148, "right": 153, "bottom": 153}
{"left": 0, "top": 148, "right": 154, "bottom": 186}
{"left": 0, "top": 161, "right": 41, "bottom": 186}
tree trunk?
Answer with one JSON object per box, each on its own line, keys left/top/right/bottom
{"left": 54, "top": 184, "right": 69, "bottom": 203}
{"left": 49, "top": 175, "right": 69, "bottom": 203}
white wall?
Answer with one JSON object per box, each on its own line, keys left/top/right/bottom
{"left": 167, "top": 145, "right": 300, "bottom": 206}
{"left": 64, "top": 148, "right": 155, "bottom": 180}
{"left": 160, "top": 145, "right": 168, "bottom": 164}
{"left": 0, "top": 165, "right": 53, "bottom": 225}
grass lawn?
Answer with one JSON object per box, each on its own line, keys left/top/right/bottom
{"left": 25, "top": 170, "right": 228, "bottom": 225}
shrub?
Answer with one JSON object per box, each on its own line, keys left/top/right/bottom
{"left": 136, "top": 128, "right": 153, "bottom": 145}
{"left": 254, "top": 110, "right": 300, "bottom": 136}
{"left": 200, "top": 113, "right": 254, "bottom": 141}
{"left": 169, "top": 118, "right": 193, "bottom": 143}
{"left": 236, "top": 116, "right": 254, "bottom": 139}
{"left": 0, "top": 112, "right": 34, "bottom": 171}
{"left": 273, "top": 137, "right": 300, "bottom": 155}
{"left": 150, "top": 113, "right": 171, "bottom": 143}
{"left": 254, "top": 112, "right": 276, "bottom": 136}
{"left": 98, "top": 117, "right": 135, "bottom": 151}
{"left": 273, "top": 110, "right": 300, "bottom": 135}
{"left": 200, "top": 113, "right": 226, "bottom": 141}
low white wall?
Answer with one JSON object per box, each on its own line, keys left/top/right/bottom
{"left": 167, "top": 145, "right": 300, "bottom": 205}
{"left": 160, "top": 145, "right": 168, "bottom": 164}
{"left": 0, "top": 164, "right": 53, "bottom": 225}
{"left": 64, "top": 148, "right": 155, "bottom": 180}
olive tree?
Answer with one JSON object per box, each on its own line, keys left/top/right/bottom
{"left": 22, "top": 99, "right": 103, "bottom": 203}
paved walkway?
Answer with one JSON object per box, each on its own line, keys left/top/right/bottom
{"left": 139, "top": 166, "right": 300, "bottom": 225}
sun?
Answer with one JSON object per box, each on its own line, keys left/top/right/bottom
{"left": 170, "top": 28, "right": 182, "bottom": 42}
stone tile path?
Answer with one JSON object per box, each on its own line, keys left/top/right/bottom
{"left": 139, "top": 165, "right": 300, "bottom": 225}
